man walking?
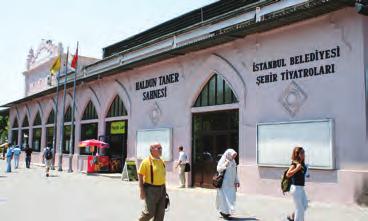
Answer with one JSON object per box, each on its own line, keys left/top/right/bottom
{"left": 43, "top": 147, "right": 53, "bottom": 177}
{"left": 138, "top": 143, "right": 166, "bottom": 221}
{"left": 24, "top": 144, "right": 33, "bottom": 168}
{"left": 13, "top": 145, "right": 21, "bottom": 169}
{"left": 175, "top": 146, "right": 188, "bottom": 188}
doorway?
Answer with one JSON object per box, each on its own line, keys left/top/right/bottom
{"left": 105, "top": 120, "right": 127, "bottom": 172}
{"left": 192, "top": 110, "right": 239, "bottom": 188}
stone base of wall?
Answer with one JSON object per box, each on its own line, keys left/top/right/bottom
{"left": 237, "top": 165, "right": 368, "bottom": 205}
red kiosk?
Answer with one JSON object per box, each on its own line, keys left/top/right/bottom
{"left": 79, "top": 139, "right": 110, "bottom": 173}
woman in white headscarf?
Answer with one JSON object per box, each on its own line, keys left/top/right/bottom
{"left": 216, "top": 149, "right": 240, "bottom": 219}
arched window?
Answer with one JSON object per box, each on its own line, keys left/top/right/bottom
{"left": 22, "top": 115, "right": 29, "bottom": 127}
{"left": 194, "top": 74, "right": 238, "bottom": 107}
{"left": 46, "top": 109, "right": 55, "bottom": 148}
{"left": 33, "top": 112, "right": 42, "bottom": 126}
{"left": 21, "top": 115, "right": 30, "bottom": 150}
{"left": 80, "top": 101, "right": 98, "bottom": 155}
{"left": 32, "top": 112, "right": 42, "bottom": 152}
{"left": 82, "top": 101, "right": 98, "bottom": 120}
{"left": 64, "top": 106, "right": 72, "bottom": 122}
{"left": 62, "top": 106, "right": 73, "bottom": 154}
{"left": 11, "top": 118, "right": 18, "bottom": 145}
{"left": 107, "top": 96, "right": 127, "bottom": 118}
{"left": 12, "top": 118, "right": 18, "bottom": 128}
{"left": 47, "top": 109, "right": 55, "bottom": 125}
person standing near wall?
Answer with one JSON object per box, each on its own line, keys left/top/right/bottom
{"left": 286, "top": 146, "right": 308, "bottom": 221}
{"left": 2, "top": 144, "right": 9, "bottom": 160}
{"left": 5, "top": 144, "right": 14, "bottom": 173}
{"left": 216, "top": 149, "right": 240, "bottom": 219}
{"left": 24, "top": 144, "right": 33, "bottom": 168}
{"left": 13, "top": 145, "right": 21, "bottom": 169}
{"left": 43, "top": 146, "right": 53, "bottom": 177}
{"left": 175, "top": 146, "right": 187, "bottom": 188}
{"left": 137, "top": 143, "right": 166, "bottom": 221}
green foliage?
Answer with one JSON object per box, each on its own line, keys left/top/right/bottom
{"left": 0, "top": 115, "right": 9, "bottom": 142}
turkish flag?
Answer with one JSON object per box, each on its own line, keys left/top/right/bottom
{"left": 71, "top": 47, "right": 78, "bottom": 69}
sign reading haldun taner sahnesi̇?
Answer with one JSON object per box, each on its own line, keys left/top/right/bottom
{"left": 135, "top": 73, "right": 180, "bottom": 101}
{"left": 253, "top": 46, "right": 341, "bottom": 86}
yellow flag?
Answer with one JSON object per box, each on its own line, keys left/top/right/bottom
{"left": 50, "top": 56, "right": 61, "bottom": 75}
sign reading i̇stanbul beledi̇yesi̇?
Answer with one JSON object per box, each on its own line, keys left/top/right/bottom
{"left": 253, "top": 45, "right": 341, "bottom": 86}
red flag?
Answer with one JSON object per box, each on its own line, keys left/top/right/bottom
{"left": 71, "top": 46, "right": 78, "bottom": 69}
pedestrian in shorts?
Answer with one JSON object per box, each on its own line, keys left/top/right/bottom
{"left": 43, "top": 147, "right": 53, "bottom": 177}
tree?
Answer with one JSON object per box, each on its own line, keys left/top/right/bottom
{"left": 0, "top": 114, "right": 8, "bottom": 143}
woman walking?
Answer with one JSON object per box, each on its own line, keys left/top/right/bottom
{"left": 216, "top": 149, "right": 240, "bottom": 219}
{"left": 286, "top": 146, "right": 308, "bottom": 221}
{"left": 5, "top": 144, "right": 14, "bottom": 173}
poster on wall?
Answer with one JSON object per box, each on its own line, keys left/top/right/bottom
{"left": 136, "top": 128, "right": 172, "bottom": 161}
{"left": 111, "top": 121, "right": 126, "bottom": 134}
{"left": 257, "top": 119, "right": 334, "bottom": 169}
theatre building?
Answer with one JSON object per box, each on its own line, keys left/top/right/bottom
{"left": 3, "top": 0, "right": 368, "bottom": 204}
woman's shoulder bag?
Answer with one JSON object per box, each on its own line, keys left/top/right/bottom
{"left": 212, "top": 169, "right": 226, "bottom": 188}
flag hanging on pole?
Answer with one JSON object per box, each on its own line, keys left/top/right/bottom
{"left": 71, "top": 45, "right": 78, "bottom": 69}
{"left": 50, "top": 55, "right": 61, "bottom": 75}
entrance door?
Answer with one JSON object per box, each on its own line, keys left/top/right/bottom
{"left": 105, "top": 120, "right": 127, "bottom": 172}
{"left": 192, "top": 110, "right": 239, "bottom": 188}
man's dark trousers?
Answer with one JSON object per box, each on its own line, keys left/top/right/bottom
{"left": 25, "top": 156, "right": 31, "bottom": 168}
{"left": 139, "top": 184, "right": 166, "bottom": 221}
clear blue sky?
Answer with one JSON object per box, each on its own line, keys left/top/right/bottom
{"left": 0, "top": 0, "right": 217, "bottom": 106}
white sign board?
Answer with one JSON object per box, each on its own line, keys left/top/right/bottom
{"left": 136, "top": 128, "right": 172, "bottom": 161}
{"left": 257, "top": 119, "right": 334, "bottom": 169}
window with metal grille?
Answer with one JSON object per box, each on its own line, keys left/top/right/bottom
{"left": 82, "top": 101, "right": 98, "bottom": 120}
{"left": 64, "top": 106, "right": 72, "bottom": 122}
{"left": 32, "top": 128, "right": 42, "bottom": 152}
{"left": 62, "top": 125, "right": 71, "bottom": 154}
{"left": 12, "top": 119, "right": 18, "bottom": 128}
{"left": 194, "top": 74, "right": 238, "bottom": 107}
{"left": 80, "top": 123, "right": 98, "bottom": 155}
{"left": 11, "top": 130, "right": 18, "bottom": 145}
{"left": 22, "top": 115, "right": 29, "bottom": 127}
{"left": 107, "top": 96, "right": 127, "bottom": 118}
{"left": 33, "top": 112, "right": 42, "bottom": 126}
{"left": 47, "top": 109, "right": 55, "bottom": 125}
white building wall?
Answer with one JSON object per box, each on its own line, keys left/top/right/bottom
{"left": 7, "top": 8, "right": 368, "bottom": 204}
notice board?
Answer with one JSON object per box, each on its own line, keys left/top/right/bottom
{"left": 257, "top": 119, "right": 334, "bottom": 169}
{"left": 136, "top": 128, "right": 172, "bottom": 161}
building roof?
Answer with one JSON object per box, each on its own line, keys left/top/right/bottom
{"left": 1, "top": 0, "right": 356, "bottom": 108}
{"left": 102, "top": 0, "right": 262, "bottom": 58}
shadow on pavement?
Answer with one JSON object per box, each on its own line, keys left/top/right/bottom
{"left": 47, "top": 175, "right": 59, "bottom": 178}
{"left": 228, "top": 217, "right": 259, "bottom": 220}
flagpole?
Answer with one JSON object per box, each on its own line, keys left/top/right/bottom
{"left": 68, "top": 42, "right": 78, "bottom": 173}
{"left": 58, "top": 47, "right": 69, "bottom": 172}
{"left": 51, "top": 71, "right": 60, "bottom": 170}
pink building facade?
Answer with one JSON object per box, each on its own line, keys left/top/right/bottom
{"left": 4, "top": 0, "right": 368, "bottom": 204}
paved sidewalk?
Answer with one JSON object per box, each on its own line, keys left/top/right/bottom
{"left": 0, "top": 160, "right": 367, "bottom": 221}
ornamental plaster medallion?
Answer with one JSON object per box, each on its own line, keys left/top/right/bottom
{"left": 149, "top": 102, "right": 162, "bottom": 125}
{"left": 279, "top": 81, "right": 307, "bottom": 117}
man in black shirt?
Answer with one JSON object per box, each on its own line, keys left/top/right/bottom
{"left": 24, "top": 144, "right": 33, "bottom": 168}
